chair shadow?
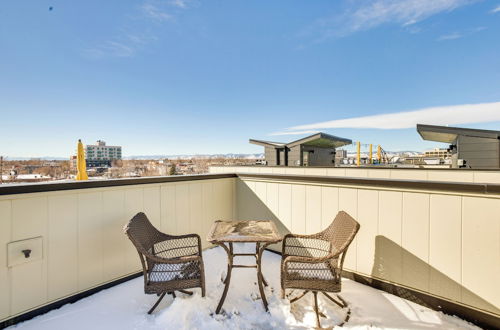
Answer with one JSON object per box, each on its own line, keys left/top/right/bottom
{"left": 235, "top": 181, "right": 499, "bottom": 327}
{"left": 369, "top": 235, "right": 499, "bottom": 315}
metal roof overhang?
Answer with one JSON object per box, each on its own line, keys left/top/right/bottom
{"left": 249, "top": 139, "right": 286, "bottom": 148}
{"left": 417, "top": 124, "right": 500, "bottom": 143}
{"left": 286, "top": 133, "right": 352, "bottom": 148}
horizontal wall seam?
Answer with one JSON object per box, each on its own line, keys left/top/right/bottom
{"left": 237, "top": 174, "right": 500, "bottom": 196}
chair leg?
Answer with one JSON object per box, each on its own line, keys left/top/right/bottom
{"left": 290, "top": 290, "right": 309, "bottom": 303}
{"left": 178, "top": 289, "right": 193, "bottom": 295}
{"left": 322, "top": 292, "right": 351, "bottom": 326}
{"left": 148, "top": 292, "right": 167, "bottom": 314}
{"left": 313, "top": 291, "right": 321, "bottom": 329}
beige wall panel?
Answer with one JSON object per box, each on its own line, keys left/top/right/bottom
{"left": 307, "top": 168, "right": 327, "bottom": 176}
{"left": 47, "top": 195, "right": 78, "bottom": 301}
{"left": 345, "top": 169, "right": 368, "bottom": 178}
{"left": 428, "top": 171, "right": 474, "bottom": 183}
{"left": 376, "top": 191, "right": 403, "bottom": 284}
{"left": 368, "top": 169, "right": 391, "bottom": 179}
{"left": 462, "top": 197, "right": 500, "bottom": 314}
{"left": 278, "top": 184, "right": 292, "bottom": 231}
{"left": 401, "top": 193, "right": 430, "bottom": 292}
{"left": 175, "top": 184, "right": 190, "bottom": 235}
{"left": 102, "top": 190, "right": 126, "bottom": 281}
{"left": 326, "top": 168, "right": 346, "bottom": 177}
{"left": 236, "top": 180, "right": 255, "bottom": 220}
{"left": 271, "top": 168, "right": 285, "bottom": 174}
{"left": 266, "top": 183, "right": 279, "bottom": 219}
{"left": 291, "top": 185, "right": 306, "bottom": 233}
{"left": 286, "top": 168, "right": 305, "bottom": 175}
{"left": 123, "top": 189, "right": 144, "bottom": 274}
{"left": 201, "top": 182, "right": 215, "bottom": 248}
{"left": 473, "top": 171, "right": 500, "bottom": 184}
{"left": 338, "top": 188, "right": 357, "bottom": 271}
{"left": 390, "top": 170, "right": 427, "bottom": 181}
{"left": 320, "top": 186, "right": 339, "bottom": 230}
{"left": 429, "top": 195, "right": 462, "bottom": 302}
{"left": 77, "top": 192, "right": 103, "bottom": 290}
{"left": 188, "top": 184, "right": 203, "bottom": 236}
{"left": 356, "top": 189, "right": 378, "bottom": 276}
{"left": 255, "top": 181, "right": 267, "bottom": 204}
{"left": 305, "top": 186, "right": 321, "bottom": 234}
{"left": 0, "top": 201, "right": 11, "bottom": 320}
{"left": 214, "top": 179, "right": 233, "bottom": 220}
{"left": 11, "top": 196, "right": 47, "bottom": 241}
{"left": 161, "top": 185, "right": 177, "bottom": 234}
{"left": 11, "top": 197, "right": 48, "bottom": 315}
{"left": 10, "top": 261, "right": 47, "bottom": 315}
{"left": 143, "top": 186, "right": 161, "bottom": 229}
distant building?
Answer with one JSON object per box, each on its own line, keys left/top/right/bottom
{"left": 424, "top": 148, "right": 451, "bottom": 159}
{"left": 250, "top": 132, "right": 352, "bottom": 166}
{"left": 85, "top": 140, "right": 122, "bottom": 167}
{"left": 417, "top": 124, "right": 500, "bottom": 168}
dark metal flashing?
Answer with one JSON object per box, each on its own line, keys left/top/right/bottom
{"left": 237, "top": 173, "right": 500, "bottom": 195}
{"left": 0, "top": 272, "right": 142, "bottom": 329}
{"left": 212, "top": 164, "right": 500, "bottom": 171}
{"left": 0, "top": 173, "right": 237, "bottom": 196}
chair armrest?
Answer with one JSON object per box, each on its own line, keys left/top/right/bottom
{"left": 282, "top": 234, "right": 331, "bottom": 258}
{"left": 282, "top": 233, "right": 317, "bottom": 254}
{"left": 283, "top": 251, "right": 341, "bottom": 265}
{"left": 144, "top": 253, "right": 202, "bottom": 265}
{"left": 156, "top": 233, "right": 202, "bottom": 256}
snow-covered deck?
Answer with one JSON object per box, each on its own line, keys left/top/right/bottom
{"left": 10, "top": 246, "right": 479, "bottom": 329}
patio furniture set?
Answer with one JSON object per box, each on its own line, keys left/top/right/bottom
{"left": 124, "top": 211, "right": 360, "bottom": 328}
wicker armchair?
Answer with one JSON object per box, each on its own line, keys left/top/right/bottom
{"left": 281, "top": 211, "right": 360, "bottom": 328}
{"left": 124, "top": 212, "right": 205, "bottom": 314}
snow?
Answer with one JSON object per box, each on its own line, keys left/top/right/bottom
{"left": 9, "top": 245, "right": 480, "bottom": 330}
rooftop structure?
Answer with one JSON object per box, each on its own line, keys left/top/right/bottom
{"left": 417, "top": 124, "right": 500, "bottom": 169}
{"left": 250, "top": 132, "right": 352, "bottom": 166}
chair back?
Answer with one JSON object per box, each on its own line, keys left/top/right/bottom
{"left": 321, "top": 211, "right": 360, "bottom": 256}
{"left": 124, "top": 212, "right": 163, "bottom": 255}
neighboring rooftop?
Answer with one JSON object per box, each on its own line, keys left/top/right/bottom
{"left": 417, "top": 124, "right": 500, "bottom": 143}
{"left": 250, "top": 132, "right": 352, "bottom": 149}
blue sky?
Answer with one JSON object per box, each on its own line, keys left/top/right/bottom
{"left": 1, "top": 0, "right": 500, "bottom": 157}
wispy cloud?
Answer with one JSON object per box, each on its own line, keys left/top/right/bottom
{"left": 141, "top": 3, "right": 173, "bottom": 22}
{"left": 302, "top": 0, "right": 477, "bottom": 41}
{"left": 438, "top": 32, "right": 462, "bottom": 40}
{"left": 84, "top": 0, "right": 193, "bottom": 59}
{"left": 491, "top": 5, "right": 500, "bottom": 13}
{"left": 269, "top": 130, "right": 320, "bottom": 136}
{"left": 271, "top": 102, "right": 500, "bottom": 133}
{"left": 437, "top": 26, "right": 485, "bottom": 41}
{"left": 170, "top": 0, "right": 191, "bottom": 9}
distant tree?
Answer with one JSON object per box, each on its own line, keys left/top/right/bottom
{"left": 169, "top": 165, "right": 176, "bottom": 176}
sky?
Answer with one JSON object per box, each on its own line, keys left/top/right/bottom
{"left": 1, "top": 0, "right": 500, "bottom": 158}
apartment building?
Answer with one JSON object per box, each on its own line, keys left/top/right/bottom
{"left": 85, "top": 140, "right": 122, "bottom": 167}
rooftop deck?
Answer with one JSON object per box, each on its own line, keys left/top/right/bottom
{"left": 1, "top": 171, "right": 498, "bottom": 329}
{"left": 8, "top": 246, "right": 479, "bottom": 330}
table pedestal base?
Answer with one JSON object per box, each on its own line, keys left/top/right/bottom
{"left": 215, "top": 242, "right": 271, "bottom": 314}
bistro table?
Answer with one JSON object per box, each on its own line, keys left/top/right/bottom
{"left": 207, "top": 220, "right": 282, "bottom": 314}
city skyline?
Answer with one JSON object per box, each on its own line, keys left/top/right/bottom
{"left": 2, "top": 0, "right": 500, "bottom": 157}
